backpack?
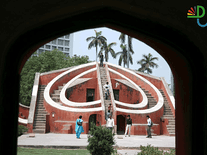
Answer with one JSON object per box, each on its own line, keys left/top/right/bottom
{"left": 127, "top": 118, "right": 132, "bottom": 125}
{"left": 150, "top": 121, "right": 153, "bottom": 127}
{"left": 129, "top": 118, "right": 132, "bottom": 124}
{"left": 77, "top": 120, "right": 82, "bottom": 126}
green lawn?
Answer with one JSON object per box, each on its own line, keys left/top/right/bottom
{"left": 17, "top": 147, "right": 91, "bottom": 155}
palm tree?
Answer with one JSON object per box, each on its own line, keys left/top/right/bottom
{"left": 137, "top": 53, "right": 158, "bottom": 74}
{"left": 115, "top": 44, "right": 133, "bottom": 67}
{"left": 119, "top": 33, "right": 134, "bottom": 67}
{"left": 98, "top": 42, "right": 116, "bottom": 62}
{"left": 86, "top": 30, "right": 107, "bottom": 62}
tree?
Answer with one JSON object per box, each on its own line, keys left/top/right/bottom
{"left": 86, "top": 30, "right": 107, "bottom": 62}
{"left": 119, "top": 33, "right": 134, "bottom": 67}
{"left": 137, "top": 53, "right": 158, "bottom": 74}
{"left": 19, "top": 49, "right": 90, "bottom": 106}
{"left": 98, "top": 41, "right": 116, "bottom": 62}
{"left": 115, "top": 44, "right": 133, "bottom": 67}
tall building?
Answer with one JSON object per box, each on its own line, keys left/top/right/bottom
{"left": 171, "top": 71, "right": 174, "bottom": 95}
{"left": 36, "top": 33, "right": 74, "bottom": 57}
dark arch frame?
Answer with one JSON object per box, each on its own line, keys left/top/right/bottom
{"left": 1, "top": 4, "right": 206, "bottom": 155}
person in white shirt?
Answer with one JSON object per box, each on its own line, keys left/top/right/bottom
{"left": 106, "top": 115, "right": 114, "bottom": 132}
{"left": 146, "top": 115, "right": 152, "bottom": 138}
{"left": 103, "top": 82, "right": 110, "bottom": 100}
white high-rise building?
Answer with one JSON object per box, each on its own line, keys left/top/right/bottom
{"left": 171, "top": 71, "right": 174, "bottom": 95}
{"left": 36, "top": 33, "right": 74, "bottom": 57}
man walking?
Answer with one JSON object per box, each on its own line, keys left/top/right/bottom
{"left": 125, "top": 115, "right": 132, "bottom": 137}
{"left": 105, "top": 110, "right": 111, "bottom": 121}
{"left": 103, "top": 82, "right": 110, "bottom": 100}
{"left": 146, "top": 115, "right": 152, "bottom": 138}
{"left": 106, "top": 115, "right": 114, "bottom": 133}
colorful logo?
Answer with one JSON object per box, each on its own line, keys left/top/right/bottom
{"left": 187, "top": 5, "right": 207, "bottom": 27}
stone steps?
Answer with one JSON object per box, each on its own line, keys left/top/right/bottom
{"left": 33, "top": 122, "right": 46, "bottom": 126}
{"left": 33, "top": 125, "right": 46, "bottom": 129}
{"left": 33, "top": 129, "right": 45, "bottom": 134}
{"left": 167, "top": 125, "right": 175, "bottom": 129}
{"left": 100, "top": 66, "right": 112, "bottom": 118}
{"left": 159, "top": 89, "right": 175, "bottom": 136}
{"left": 33, "top": 85, "right": 47, "bottom": 134}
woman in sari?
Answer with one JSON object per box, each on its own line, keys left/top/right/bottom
{"left": 75, "top": 115, "right": 84, "bottom": 139}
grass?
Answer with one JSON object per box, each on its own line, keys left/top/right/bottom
{"left": 17, "top": 147, "right": 91, "bottom": 155}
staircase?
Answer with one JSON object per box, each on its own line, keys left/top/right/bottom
{"left": 139, "top": 86, "right": 157, "bottom": 109}
{"left": 99, "top": 66, "right": 112, "bottom": 118}
{"left": 139, "top": 86, "right": 158, "bottom": 136}
{"left": 33, "top": 85, "right": 47, "bottom": 133}
{"left": 159, "top": 89, "right": 175, "bottom": 136}
{"left": 51, "top": 84, "right": 66, "bottom": 105}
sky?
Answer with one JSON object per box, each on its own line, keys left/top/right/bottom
{"left": 72, "top": 27, "right": 173, "bottom": 87}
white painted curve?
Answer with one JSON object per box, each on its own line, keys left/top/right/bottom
{"left": 108, "top": 68, "right": 148, "bottom": 108}
{"left": 18, "top": 117, "right": 28, "bottom": 124}
{"left": 107, "top": 62, "right": 164, "bottom": 114}
{"left": 44, "top": 62, "right": 102, "bottom": 112}
{"left": 60, "top": 68, "right": 101, "bottom": 107}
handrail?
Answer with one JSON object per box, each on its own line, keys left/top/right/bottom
{"left": 96, "top": 62, "right": 106, "bottom": 124}
{"left": 161, "top": 77, "right": 175, "bottom": 109}
{"left": 28, "top": 72, "right": 40, "bottom": 124}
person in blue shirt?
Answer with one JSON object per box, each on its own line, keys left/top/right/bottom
{"left": 75, "top": 115, "right": 84, "bottom": 139}
{"left": 105, "top": 110, "right": 111, "bottom": 121}
{"left": 146, "top": 115, "right": 152, "bottom": 138}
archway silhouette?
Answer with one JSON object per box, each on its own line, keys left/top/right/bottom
{"left": 0, "top": 2, "right": 205, "bottom": 155}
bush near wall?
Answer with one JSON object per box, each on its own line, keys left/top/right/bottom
{"left": 18, "top": 125, "right": 28, "bottom": 137}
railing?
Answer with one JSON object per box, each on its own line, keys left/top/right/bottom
{"left": 27, "top": 72, "right": 40, "bottom": 131}
{"left": 96, "top": 62, "right": 106, "bottom": 125}
{"left": 161, "top": 77, "right": 175, "bottom": 117}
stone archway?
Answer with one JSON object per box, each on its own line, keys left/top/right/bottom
{"left": 0, "top": 1, "right": 206, "bottom": 155}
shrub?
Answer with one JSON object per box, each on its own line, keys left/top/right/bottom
{"left": 137, "top": 144, "right": 175, "bottom": 155}
{"left": 164, "top": 149, "right": 176, "bottom": 155}
{"left": 18, "top": 125, "right": 28, "bottom": 137}
{"left": 87, "top": 122, "right": 117, "bottom": 155}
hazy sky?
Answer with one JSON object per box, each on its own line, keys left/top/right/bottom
{"left": 72, "top": 27, "right": 173, "bottom": 86}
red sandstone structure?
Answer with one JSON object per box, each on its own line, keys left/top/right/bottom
{"left": 3, "top": 1, "right": 206, "bottom": 154}
{"left": 19, "top": 62, "right": 175, "bottom": 136}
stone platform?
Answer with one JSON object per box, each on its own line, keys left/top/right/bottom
{"left": 18, "top": 133, "right": 175, "bottom": 155}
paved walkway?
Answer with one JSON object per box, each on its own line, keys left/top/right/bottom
{"left": 18, "top": 133, "right": 175, "bottom": 155}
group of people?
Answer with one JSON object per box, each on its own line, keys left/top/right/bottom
{"left": 105, "top": 114, "right": 152, "bottom": 138}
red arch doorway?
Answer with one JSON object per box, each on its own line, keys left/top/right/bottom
{"left": 117, "top": 115, "right": 126, "bottom": 135}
